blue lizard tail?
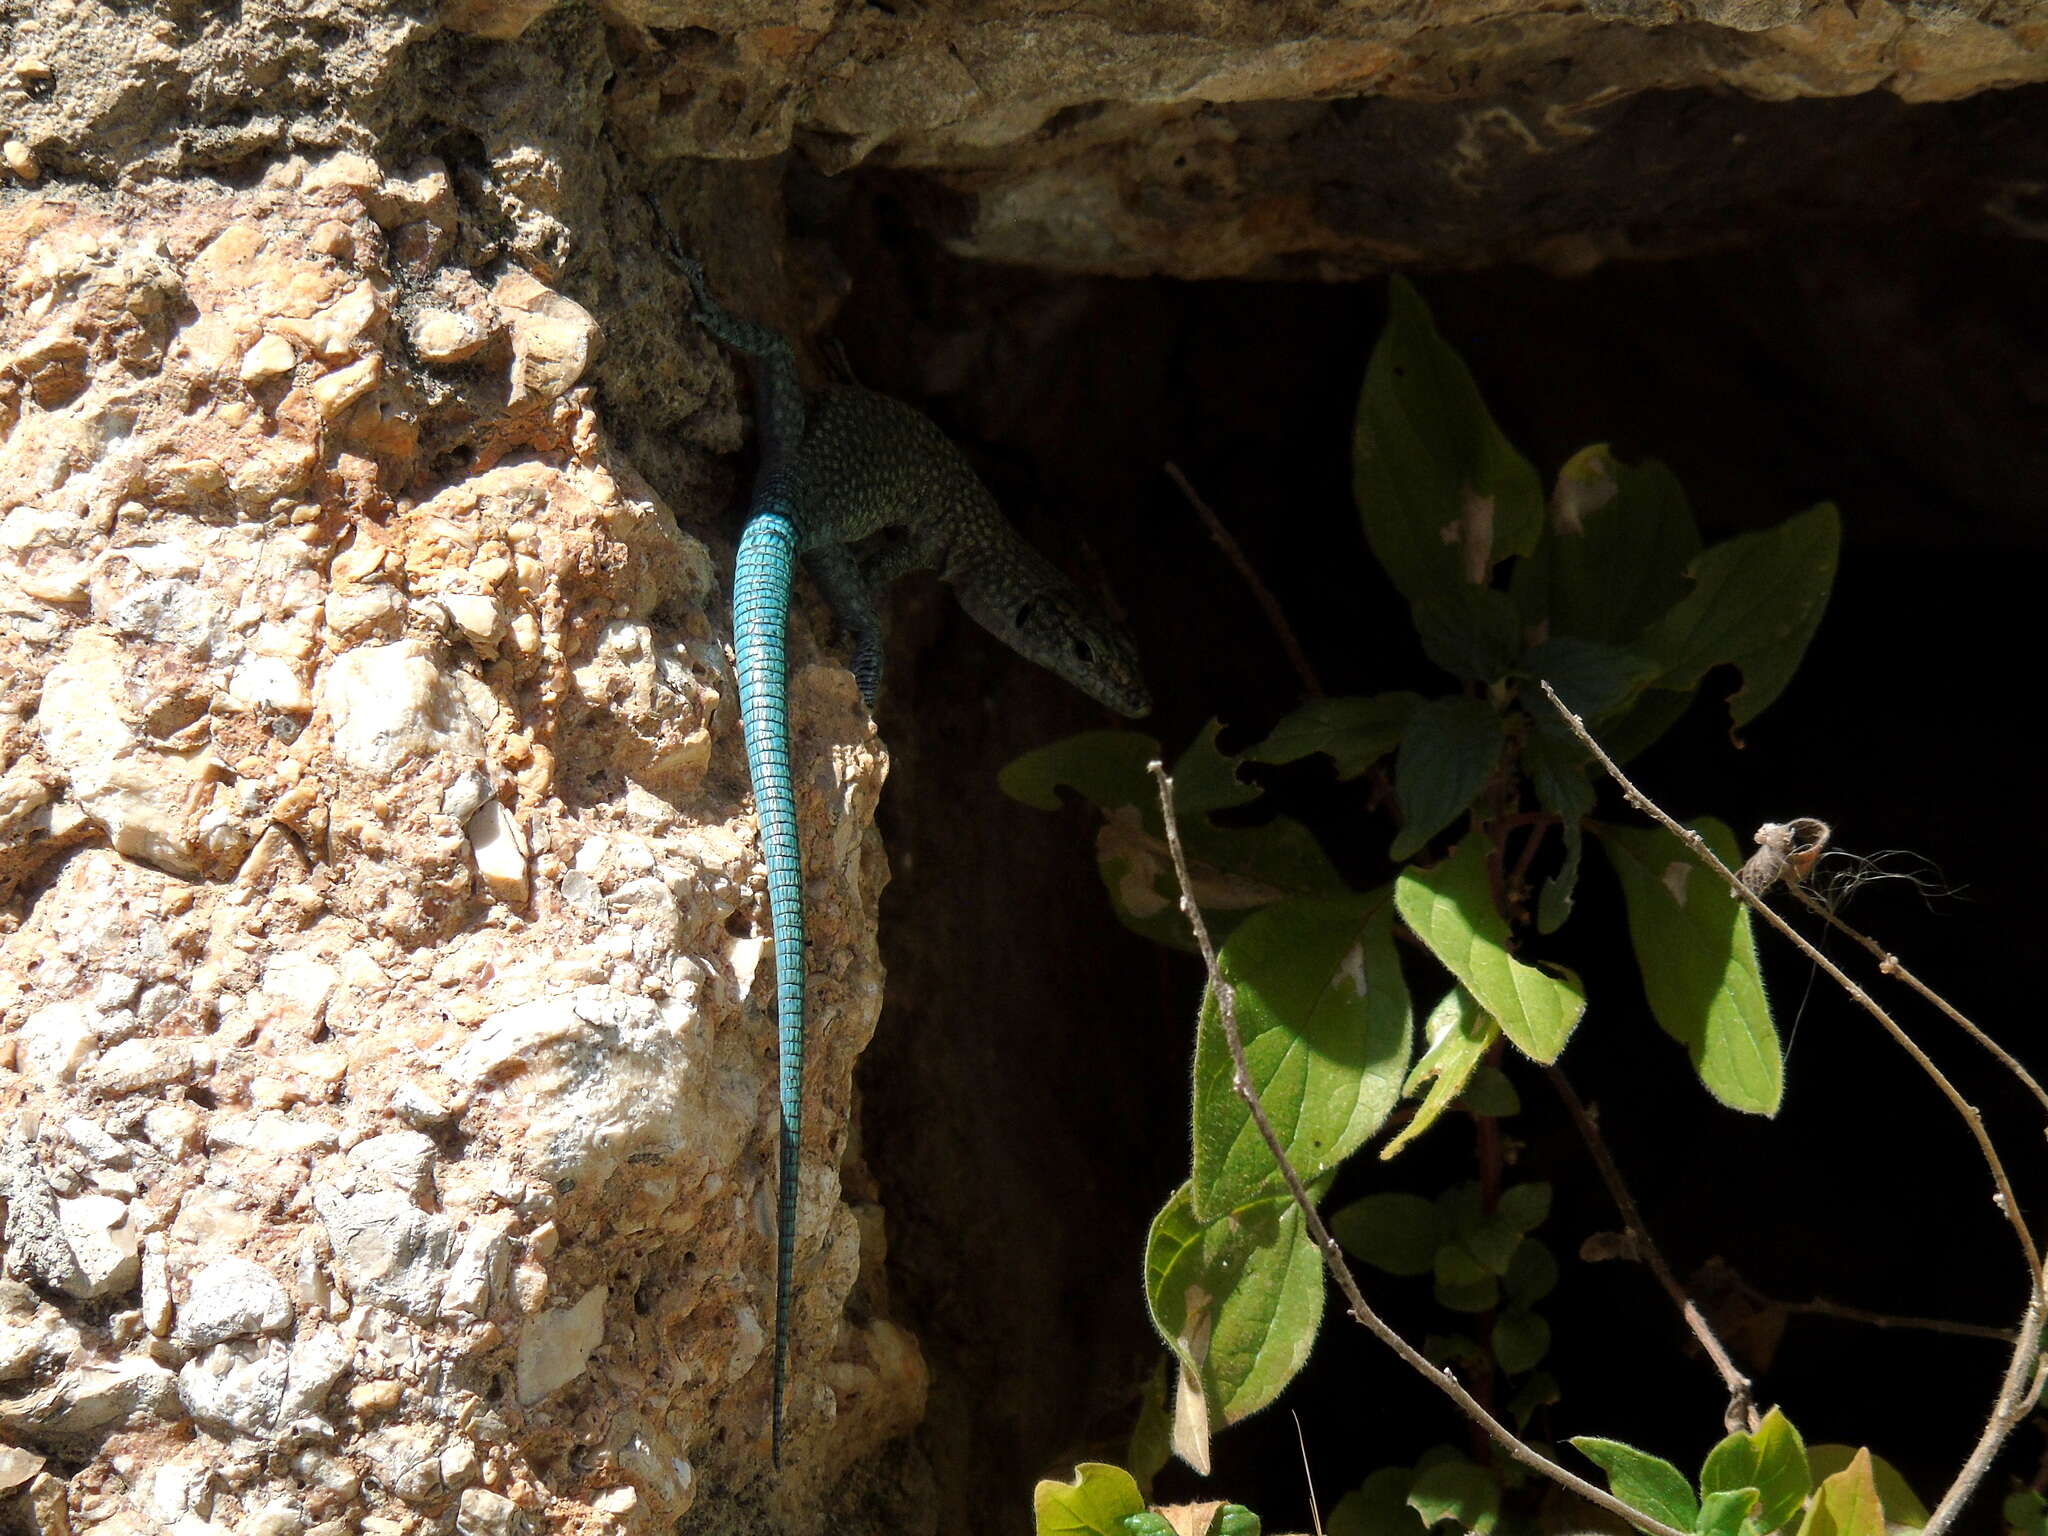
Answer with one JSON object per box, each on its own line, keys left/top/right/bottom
{"left": 733, "top": 498, "right": 804, "bottom": 1469}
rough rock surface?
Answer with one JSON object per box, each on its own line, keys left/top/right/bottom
{"left": 0, "top": 158, "right": 916, "bottom": 1533}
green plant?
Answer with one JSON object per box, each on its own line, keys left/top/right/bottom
{"left": 1010, "top": 281, "right": 2042, "bottom": 1536}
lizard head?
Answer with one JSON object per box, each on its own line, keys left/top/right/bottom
{"left": 963, "top": 576, "right": 1152, "bottom": 718}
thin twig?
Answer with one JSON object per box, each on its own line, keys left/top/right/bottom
{"left": 1785, "top": 883, "right": 2048, "bottom": 1124}
{"left": 1538, "top": 683, "right": 2045, "bottom": 1536}
{"left": 1546, "top": 1066, "right": 1758, "bottom": 1433}
{"left": 1776, "top": 1295, "right": 2019, "bottom": 1344}
{"left": 1164, "top": 462, "right": 1324, "bottom": 698}
{"left": 1148, "top": 760, "right": 1691, "bottom": 1536}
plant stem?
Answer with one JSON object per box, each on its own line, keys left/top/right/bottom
{"left": 1150, "top": 760, "right": 1692, "bottom": 1536}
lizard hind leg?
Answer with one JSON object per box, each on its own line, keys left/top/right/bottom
{"left": 804, "top": 544, "right": 886, "bottom": 711}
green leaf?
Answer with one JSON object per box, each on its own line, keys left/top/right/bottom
{"left": 1215, "top": 1509, "right": 1262, "bottom": 1536}
{"left": 1504, "top": 1237, "right": 1558, "bottom": 1306}
{"left": 1697, "top": 1489, "right": 1760, "bottom": 1536}
{"left": 1599, "top": 819, "right": 1781, "bottom": 1115}
{"left": 1462, "top": 1213, "right": 1523, "bottom": 1276}
{"left": 1353, "top": 277, "right": 1545, "bottom": 608}
{"left": 1145, "top": 1180, "right": 1327, "bottom": 1462}
{"left": 1330, "top": 1192, "right": 1441, "bottom": 1277}
{"left": 1002, "top": 730, "right": 1160, "bottom": 812}
{"left": 1460, "top": 1064, "right": 1520, "bottom": 1118}
{"left": 1571, "top": 1437, "right": 1700, "bottom": 1533}
{"left": 1395, "top": 839, "right": 1586, "bottom": 1063}
{"left": 1407, "top": 1459, "right": 1502, "bottom": 1534}
{"left": 1035, "top": 1464, "right": 1149, "bottom": 1536}
{"left": 1433, "top": 1268, "right": 1499, "bottom": 1314}
{"left": 1797, "top": 1450, "right": 1884, "bottom": 1536}
{"left": 1191, "top": 894, "right": 1412, "bottom": 1222}
{"left": 1392, "top": 697, "right": 1507, "bottom": 861}
{"left": 1701, "top": 1406, "right": 1810, "bottom": 1533}
{"left": 2003, "top": 1488, "right": 2047, "bottom": 1536}
{"left": 1490, "top": 1309, "right": 1550, "bottom": 1374}
{"left": 1805, "top": 1448, "right": 1928, "bottom": 1532}
{"left": 1511, "top": 447, "right": 1702, "bottom": 645}
{"left": 1122, "top": 1518, "right": 1174, "bottom": 1536}
{"left": 1525, "top": 734, "right": 1596, "bottom": 935}
{"left": 1507, "top": 1369, "right": 1560, "bottom": 1429}
{"left": 1520, "top": 637, "right": 1660, "bottom": 724}
{"left": 1004, "top": 724, "right": 1345, "bottom": 951}
{"left": 1246, "top": 693, "right": 1425, "bottom": 779}
{"left": 1382, "top": 986, "right": 1499, "bottom": 1159}
{"left": 1331, "top": 1469, "right": 1426, "bottom": 1536}
{"left": 1637, "top": 503, "right": 1840, "bottom": 733}
{"left": 1497, "top": 1181, "right": 1551, "bottom": 1232}
{"left": 1416, "top": 587, "right": 1525, "bottom": 685}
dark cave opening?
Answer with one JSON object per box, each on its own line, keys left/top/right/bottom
{"left": 837, "top": 98, "right": 2048, "bottom": 1532}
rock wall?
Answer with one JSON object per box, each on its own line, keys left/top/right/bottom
{"left": 0, "top": 157, "right": 919, "bottom": 1533}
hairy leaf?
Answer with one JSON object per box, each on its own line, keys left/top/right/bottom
{"left": 1600, "top": 819, "right": 1781, "bottom": 1115}
{"left": 1395, "top": 839, "right": 1586, "bottom": 1062}
{"left": 1702, "top": 1406, "right": 1810, "bottom": 1532}
{"left": 1571, "top": 1437, "right": 1699, "bottom": 1534}
{"left": 1034, "top": 1464, "right": 1149, "bottom": 1536}
{"left": 1146, "top": 1180, "right": 1327, "bottom": 1471}
{"left": 1192, "top": 894, "right": 1411, "bottom": 1221}
{"left": 1392, "top": 698, "right": 1507, "bottom": 861}
{"left": 1638, "top": 503, "right": 1840, "bottom": 732}
{"left": 1382, "top": 986, "right": 1499, "bottom": 1159}
{"left": 1354, "top": 278, "right": 1544, "bottom": 607}
{"left": 1247, "top": 693, "right": 1425, "bottom": 779}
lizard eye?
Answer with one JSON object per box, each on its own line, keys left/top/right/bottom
{"left": 1072, "top": 639, "right": 1096, "bottom": 665}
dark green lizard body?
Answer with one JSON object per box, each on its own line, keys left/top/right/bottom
{"left": 671, "top": 248, "right": 1148, "bottom": 1464}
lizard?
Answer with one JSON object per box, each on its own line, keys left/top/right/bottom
{"left": 663, "top": 238, "right": 1151, "bottom": 1466}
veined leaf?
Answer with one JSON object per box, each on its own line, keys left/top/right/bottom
{"left": 1246, "top": 693, "right": 1424, "bottom": 779}
{"left": 1381, "top": 985, "right": 1499, "bottom": 1159}
{"left": 1797, "top": 1449, "right": 1884, "bottom": 1536}
{"left": 1511, "top": 446, "right": 1702, "bottom": 645}
{"left": 1192, "top": 894, "right": 1411, "bottom": 1222}
{"left": 1599, "top": 819, "right": 1781, "bottom": 1115}
{"left": 1002, "top": 723, "right": 1344, "bottom": 950}
{"left": 1034, "top": 1464, "right": 1149, "bottom": 1536}
{"left": 1570, "top": 1437, "right": 1699, "bottom": 1534}
{"left": 1146, "top": 1180, "right": 1328, "bottom": 1472}
{"left": 1702, "top": 1406, "right": 1810, "bottom": 1532}
{"left": 1354, "top": 278, "right": 1544, "bottom": 608}
{"left": 1395, "top": 839, "right": 1585, "bottom": 1062}
{"left": 1806, "top": 1447, "right": 1928, "bottom": 1532}
{"left": 1638, "top": 503, "right": 1839, "bottom": 732}
{"left": 1392, "top": 698, "right": 1506, "bottom": 861}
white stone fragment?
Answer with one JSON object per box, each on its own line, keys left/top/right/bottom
{"left": 323, "top": 639, "right": 486, "bottom": 775}
{"left": 16, "top": 1002, "right": 98, "bottom": 1082}
{"left": 239, "top": 332, "right": 298, "bottom": 381}
{"left": 175, "top": 1258, "right": 292, "bottom": 1347}
{"left": 438, "top": 1220, "right": 511, "bottom": 1321}
{"left": 515, "top": 1283, "right": 607, "bottom": 1404}
{"left": 177, "top": 1337, "right": 289, "bottom": 1437}
{"left": 311, "top": 1184, "right": 457, "bottom": 1319}
{"left": 347, "top": 1131, "right": 437, "bottom": 1200}
{"left": 54, "top": 1194, "right": 141, "bottom": 1298}
{"left": 141, "top": 1236, "right": 173, "bottom": 1336}
{"left": 456, "top": 1488, "right": 523, "bottom": 1536}
{"left": 62, "top": 1116, "right": 130, "bottom": 1167}
{"left": 445, "top": 988, "right": 712, "bottom": 1187}
{"left": 494, "top": 271, "right": 598, "bottom": 406}
{"left": 466, "top": 801, "right": 529, "bottom": 904}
